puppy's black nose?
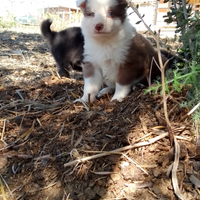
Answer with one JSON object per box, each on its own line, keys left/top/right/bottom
{"left": 95, "top": 23, "right": 104, "bottom": 31}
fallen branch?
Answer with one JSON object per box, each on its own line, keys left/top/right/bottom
{"left": 64, "top": 132, "right": 168, "bottom": 167}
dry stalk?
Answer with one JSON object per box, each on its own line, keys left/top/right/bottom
{"left": 16, "top": 89, "right": 24, "bottom": 100}
{"left": 1, "top": 119, "right": 6, "bottom": 142}
{"left": 88, "top": 93, "right": 91, "bottom": 111}
{"left": 56, "top": 71, "right": 61, "bottom": 79}
{"left": 106, "top": 88, "right": 111, "bottom": 101}
{"left": 0, "top": 79, "right": 5, "bottom": 91}
{"left": 0, "top": 173, "right": 12, "bottom": 197}
{"left": 187, "top": 102, "right": 200, "bottom": 116}
{"left": 172, "top": 137, "right": 186, "bottom": 200}
{"left": 0, "top": 100, "right": 61, "bottom": 112}
{"left": 156, "top": 32, "right": 170, "bottom": 124}
{"left": 0, "top": 177, "right": 6, "bottom": 200}
{"left": 17, "top": 113, "right": 25, "bottom": 137}
{"left": 91, "top": 171, "right": 115, "bottom": 175}
{"left": 64, "top": 132, "right": 168, "bottom": 167}
{"left": 66, "top": 193, "right": 70, "bottom": 200}
{"left": 155, "top": 29, "right": 183, "bottom": 199}
{"left": 121, "top": 153, "right": 148, "bottom": 174}
{"left": 124, "top": 182, "right": 153, "bottom": 189}
{"left": 148, "top": 189, "right": 159, "bottom": 198}
{"left": 155, "top": 31, "right": 173, "bottom": 146}
{"left": 73, "top": 99, "right": 89, "bottom": 111}
{"left": 0, "top": 100, "right": 22, "bottom": 111}
{"left": 148, "top": 57, "right": 160, "bottom": 87}
{"left": 19, "top": 119, "right": 35, "bottom": 140}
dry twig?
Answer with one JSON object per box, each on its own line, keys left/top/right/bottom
{"left": 187, "top": 102, "right": 200, "bottom": 116}
{"left": 64, "top": 132, "right": 168, "bottom": 167}
{"left": 1, "top": 119, "right": 6, "bottom": 142}
{"left": 156, "top": 30, "right": 173, "bottom": 144}
{"left": 171, "top": 137, "right": 186, "bottom": 200}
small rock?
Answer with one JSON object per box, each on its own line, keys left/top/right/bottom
{"left": 120, "top": 161, "right": 129, "bottom": 168}
{"left": 193, "top": 161, "right": 200, "bottom": 172}
{"left": 110, "top": 173, "right": 121, "bottom": 182}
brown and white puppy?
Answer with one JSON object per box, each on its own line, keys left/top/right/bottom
{"left": 41, "top": 19, "right": 84, "bottom": 77}
{"left": 76, "top": 0, "right": 167, "bottom": 102}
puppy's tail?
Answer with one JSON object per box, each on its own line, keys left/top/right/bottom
{"left": 40, "top": 19, "right": 55, "bottom": 43}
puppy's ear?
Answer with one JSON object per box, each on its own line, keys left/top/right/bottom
{"left": 76, "top": 0, "right": 86, "bottom": 13}
{"left": 117, "top": 0, "right": 128, "bottom": 8}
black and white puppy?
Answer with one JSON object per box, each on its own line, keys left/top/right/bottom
{"left": 41, "top": 19, "right": 84, "bottom": 77}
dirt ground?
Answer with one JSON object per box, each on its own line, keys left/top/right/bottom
{"left": 0, "top": 28, "right": 200, "bottom": 200}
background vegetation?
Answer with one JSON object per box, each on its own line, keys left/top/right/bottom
{"left": 147, "top": 0, "right": 200, "bottom": 121}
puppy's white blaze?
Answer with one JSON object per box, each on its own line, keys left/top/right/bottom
{"left": 111, "top": 83, "right": 132, "bottom": 102}
{"left": 81, "top": 69, "right": 102, "bottom": 103}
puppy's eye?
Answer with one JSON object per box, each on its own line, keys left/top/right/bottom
{"left": 107, "top": 11, "right": 113, "bottom": 17}
{"left": 88, "top": 12, "right": 95, "bottom": 17}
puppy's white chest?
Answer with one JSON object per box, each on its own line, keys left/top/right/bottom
{"left": 101, "top": 59, "right": 119, "bottom": 87}
{"left": 84, "top": 42, "right": 122, "bottom": 86}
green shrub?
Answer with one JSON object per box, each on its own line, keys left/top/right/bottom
{"left": 147, "top": 0, "right": 200, "bottom": 119}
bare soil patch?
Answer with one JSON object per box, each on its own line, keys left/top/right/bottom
{"left": 0, "top": 29, "right": 199, "bottom": 200}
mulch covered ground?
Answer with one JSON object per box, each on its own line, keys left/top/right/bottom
{"left": 0, "top": 28, "right": 200, "bottom": 200}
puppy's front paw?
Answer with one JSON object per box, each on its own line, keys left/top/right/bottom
{"left": 111, "top": 95, "right": 124, "bottom": 102}
{"left": 81, "top": 92, "right": 97, "bottom": 103}
{"left": 110, "top": 83, "right": 131, "bottom": 102}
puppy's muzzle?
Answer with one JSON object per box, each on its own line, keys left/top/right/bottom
{"left": 95, "top": 23, "right": 104, "bottom": 31}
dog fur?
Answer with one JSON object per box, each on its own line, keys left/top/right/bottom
{"left": 41, "top": 19, "right": 84, "bottom": 77}
{"left": 76, "top": 0, "right": 168, "bottom": 103}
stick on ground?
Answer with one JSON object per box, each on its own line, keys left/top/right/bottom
{"left": 64, "top": 132, "right": 168, "bottom": 167}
